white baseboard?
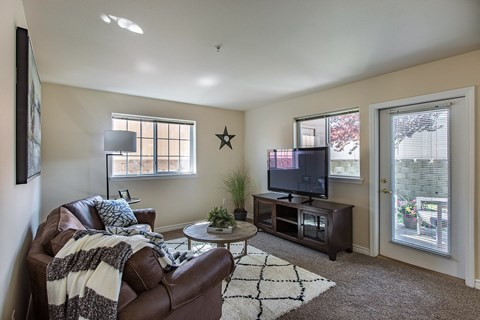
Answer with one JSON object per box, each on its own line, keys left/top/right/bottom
{"left": 154, "top": 220, "right": 205, "bottom": 233}
{"left": 475, "top": 279, "right": 480, "bottom": 290}
{"left": 154, "top": 216, "right": 255, "bottom": 234}
{"left": 26, "top": 293, "right": 32, "bottom": 320}
{"left": 353, "top": 244, "right": 370, "bottom": 255}
{"left": 351, "top": 246, "right": 480, "bottom": 289}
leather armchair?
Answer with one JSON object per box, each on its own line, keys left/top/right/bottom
{"left": 26, "top": 196, "right": 234, "bottom": 320}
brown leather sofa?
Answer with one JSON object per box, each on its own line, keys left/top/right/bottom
{"left": 27, "top": 195, "right": 235, "bottom": 320}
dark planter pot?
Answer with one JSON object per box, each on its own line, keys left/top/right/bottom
{"left": 233, "top": 209, "right": 247, "bottom": 221}
{"left": 402, "top": 213, "right": 417, "bottom": 229}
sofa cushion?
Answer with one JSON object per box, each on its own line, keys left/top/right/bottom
{"left": 50, "top": 229, "right": 77, "bottom": 256}
{"left": 95, "top": 198, "right": 138, "bottom": 227}
{"left": 123, "top": 247, "right": 164, "bottom": 293}
{"left": 131, "top": 208, "right": 156, "bottom": 230}
{"left": 118, "top": 281, "right": 138, "bottom": 312}
{"left": 164, "top": 248, "right": 234, "bottom": 309}
{"left": 63, "top": 195, "right": 105, "bottom": 230}
{"left": 58, "top": 207, "right": 86, "bottom": 231}
{"left": 39, "top": 207, "right": 62, "bottom": 256}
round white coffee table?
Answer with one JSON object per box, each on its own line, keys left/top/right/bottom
{"left": 183, "top": 221, "right": 258, "bottom": 259}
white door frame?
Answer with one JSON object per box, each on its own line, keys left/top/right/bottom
{"left": 368, "top": 87, "right": 475, "bottom": 287}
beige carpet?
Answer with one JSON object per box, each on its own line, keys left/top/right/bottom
{"left": 162, "top": 229, "right": 480, "bottom": 320}
{"left": 164, "top": 238, "right": 335, "bottom": 320}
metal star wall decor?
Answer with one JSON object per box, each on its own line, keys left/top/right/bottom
{"left": 216, "top": 126, "right": 235, "bottom": 149}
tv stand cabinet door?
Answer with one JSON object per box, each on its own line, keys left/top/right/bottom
{"left": 299, "top": 210, "right": 329, "bottom": 248}
{"left": 254, "top": 198, "right": 275, "bottom": 232}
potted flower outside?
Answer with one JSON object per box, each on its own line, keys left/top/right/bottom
{"left": 398, "top": 199, "right": 417, "bottom": 229}
{"left": 223, "top": 167, "right": 253, "bottom": 221}
{"left": 206, "top": 206, "right": 237, "bottom": 233}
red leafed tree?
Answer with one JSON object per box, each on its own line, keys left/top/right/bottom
{"left": 328, "top": 111, "right": 442, "bottom": 154}
{"left": 329, "top": 113, "right": 360, "bottom": 154}
{"left": 393, "top": 112, "right": 443, "bottom": 148}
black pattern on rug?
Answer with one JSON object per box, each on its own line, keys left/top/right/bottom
{"left": 165, "top": 238, "right": 336, "bottom": 320}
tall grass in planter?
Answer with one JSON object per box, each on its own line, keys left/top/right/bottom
{"left": 223, "top": 167, "right": 253, "bottom": 221}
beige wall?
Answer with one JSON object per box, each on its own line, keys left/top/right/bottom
{"left": 244, "top": 50, "right": 480, "bottom": 278}
{"left": 41, "top": 84, "right": 244, "bottom": 227}
{"left": 2, "top": 8, "right": 479, "bottom": 319}
{"left": 0, "top": 0, "right": 42, "bottom": 319}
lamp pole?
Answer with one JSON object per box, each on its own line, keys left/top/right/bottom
{"left": 106, "top": 153, "right": 122, "bottom": 199}
{"left": 106, "top": 153, "right": 111, "bottom": 199}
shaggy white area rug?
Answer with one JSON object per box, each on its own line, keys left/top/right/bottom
{"left": 165, "top": 238, "right": 336, "bottom": 320}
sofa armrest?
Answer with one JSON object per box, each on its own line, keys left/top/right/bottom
{"left": 27, "top": 246, "right": 54, "bottom": 320}
{"left": 163, "top": 247, "right": 234, "bottom": 310}
{"left": 132, "top": 208, "right": 156, "bottom": 229}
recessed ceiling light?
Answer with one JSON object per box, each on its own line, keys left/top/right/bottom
{"left": 197, "top": 76, "right": 219, "bottom": 87}
{"left": 100, "top": 14, "right": 111, "bottom": 24}
{"left": 137, "top": 61, "right": 156, "bottom": 74}
{"left": 126, "top": 24, "right": 143, "bottom": 34}
{"left": 100, "top": 14, "right": 144, "bottom": 34}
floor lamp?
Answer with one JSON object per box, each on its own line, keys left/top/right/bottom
{"left": 104, "top": 130, "right": 137, "bottom": 199}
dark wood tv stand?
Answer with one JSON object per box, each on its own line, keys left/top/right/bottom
{"left": 253, "top": 193, "right": 354, "bottom": 261}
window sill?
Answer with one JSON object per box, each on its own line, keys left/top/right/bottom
{"left": 111, "top": 173, "right": 198, "bottom": 181}
{"left": 329, "top": 176, "right": 364, "bottom": 184}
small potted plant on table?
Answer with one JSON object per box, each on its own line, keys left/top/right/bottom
{"left": 207, "top": 206, "right": 237, "bottom": 233}
{"left": 223, "top": 167, "right": 253, "bottom": 221}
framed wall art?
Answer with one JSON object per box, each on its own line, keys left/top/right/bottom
{"left": 16, "top": 27, "right": 41, "bottom": 184}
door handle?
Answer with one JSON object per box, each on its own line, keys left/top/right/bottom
{"left": 382, "top": 188, "right": 392, "bottom": 194}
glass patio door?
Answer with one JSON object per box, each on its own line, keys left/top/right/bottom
{"left": 379, "top": 98, "right": 467, "bottom": 279}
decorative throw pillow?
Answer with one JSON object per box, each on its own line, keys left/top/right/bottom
{"left": 58, "top": 207, "right": 86, "bottom": 231}
{"left": 94, "top": 198, "right": 138, "bottom": 227}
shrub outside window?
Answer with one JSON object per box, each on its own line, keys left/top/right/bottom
{"left": 111, "top": 114, "right": 196, "bottom": 177}
{"left": 295, "top": 109, "right": 360, "bottom": 177}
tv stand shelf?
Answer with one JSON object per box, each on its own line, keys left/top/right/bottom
{"left": 276, "top": 217, "right": 297, "bottom": 224}
{"left": 253, "top": 193, "right": 354, "bottom": 261}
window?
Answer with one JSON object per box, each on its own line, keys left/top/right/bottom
{"left": 301, "top": 128, "right": 316, "bottom": 147}
{"left": 268, "top": 149, "right": 295, "bottom": 169}
{"left": 111, "top": 113, "right": 196, "bottom": 177}
{"left": 295, "top": 109, "right": 360, "bottom": 177}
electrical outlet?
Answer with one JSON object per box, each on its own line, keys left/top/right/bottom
{"left": 11, "top": 309, "right": 15, "bottom": 320}
{"left": 222, "top": 198, "right": 226, "bottom": 205}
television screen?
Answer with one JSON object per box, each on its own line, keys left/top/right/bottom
{"left": 267, "top": 147, "right": 329, "bottom": 199}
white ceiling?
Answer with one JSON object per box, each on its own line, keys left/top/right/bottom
{"left": 23, "top": 0, "right": 480, "bottom": 110}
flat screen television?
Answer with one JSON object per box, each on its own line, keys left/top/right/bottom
{"left": 267, "top": 147, "right": 329, "bottom": 200}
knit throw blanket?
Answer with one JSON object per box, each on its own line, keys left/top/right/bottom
{"left": 47, "top": 229, "right": 193, "bottom": 320}
{"left": 106, "top": 226, "right": 193, "bottom": 271}
{"left": 46, "top": 230, "right": 152, "bottom": 320}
